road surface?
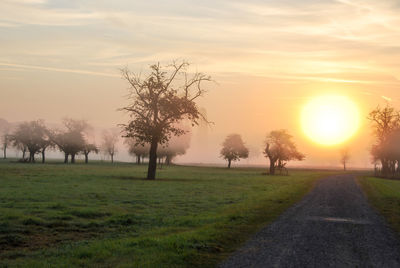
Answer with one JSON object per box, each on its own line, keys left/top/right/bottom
{"left": 220, "top": 174, "right": 400, "bottom": 267}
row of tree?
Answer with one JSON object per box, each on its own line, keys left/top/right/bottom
{"left": 0, "top": 117, "right": 192, "bottom": 166}
{"left": 0, "top": 118, "right": 118, "bottom": 164}
{"left": 220, "top": 130, "right": 305, "bottom": 174}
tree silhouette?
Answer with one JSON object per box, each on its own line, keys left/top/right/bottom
{"left": 368, "top": 104, "right": 400, "bottom": 176}
{"left": 120, "top": 61, "right": 212, "bottom": 179}
{"left": 264, "top": 130, "right": 304, "bottom": 175}
{"left": 220, "top": 134, "right": 249, "bottom": 168}
{"left": 51, "top": 119, "right": 88, "bottom": 164}
{"left": 340, "top": 148, "right": 350, "bottom": 171}
{"left": 0, "top": 118, "right": 11, "bottom": 159}
{"left": 101, "top": 130, "right": 119, "bottom": 163}
{"left": 11, "top": 120, "right": 49, "bottom": 163}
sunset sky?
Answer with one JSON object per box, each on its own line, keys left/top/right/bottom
{"left": 1, "top": 0, "right": 400, "bottom": 167}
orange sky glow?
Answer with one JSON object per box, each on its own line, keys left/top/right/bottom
{"left": 1, "top": 0, "right": 400, "bottom": 168}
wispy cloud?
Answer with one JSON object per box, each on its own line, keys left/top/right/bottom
{"left": 382, "top": 95, "right": 393, "bottom": 102}
{"left": 0, "top": 62, "right": 119, "bottom": 78}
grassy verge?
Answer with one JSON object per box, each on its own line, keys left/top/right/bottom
{"left": 359, "top": 176, "right": 400, "bottom": 234}
{"left": 0, "top": 159, "right": 331, "bottom": 267}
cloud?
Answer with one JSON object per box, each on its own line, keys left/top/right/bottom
{"left": 381, "top": 95, "right": 392, "bottom": 102}
{"left": 0, "top": 62, "right": 119, "bottom": 78}
{"left": 0, "top": 0, "right": 399, "bottom": 87}
{"left": 0, "top": 1, "right": 106, "bottom": 26}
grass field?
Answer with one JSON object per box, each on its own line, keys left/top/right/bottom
{"left": 359, "top": 176, "right": 400, "bottom": 234}
{"left": 0, "top": 159, "right": 332, "bottom": 267}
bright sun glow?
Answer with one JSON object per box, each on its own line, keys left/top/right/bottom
{"left": 301, "top": 95, "right": 360, "bottom": 146}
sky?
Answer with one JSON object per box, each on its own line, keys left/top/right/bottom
{"left": 1, "top": 0, "right": 400, "bottom": 167}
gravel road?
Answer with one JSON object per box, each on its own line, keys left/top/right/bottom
{"left": 220, "top": 174, "right": 400, "bottom": 267}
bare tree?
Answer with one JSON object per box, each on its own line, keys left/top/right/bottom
{"left": 120, "top": 61, "right": 212, "bottom": 179}
{"left": 340, "top": 148, "right": 350, "bottom": 171}
{"left": 101, "top": 130, "right": 119, "bottom": 163}
{"left": 220, "top": 134, "right": 249, "bottom": 168}
{"left": 51, "top": 119, "right": 88, "bottom": 164}
{"left": 264, "top": 130, "right": 305, "bottom": 175}
{"left": 0, "top": 118, "right": 11, "bottom": 159}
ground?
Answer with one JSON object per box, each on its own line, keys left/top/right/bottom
{"left": 0, "top": 159, "right": 330, "bottom": 267}
{"left": 221, "top": 174, "right": 400, "bottom": 267}
{"left": 359, "top": 176, "right": 400, "bottom": 234}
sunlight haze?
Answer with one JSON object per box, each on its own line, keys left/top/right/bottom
{"left": 1, "top": 0, "right": 400, "bottom": 168}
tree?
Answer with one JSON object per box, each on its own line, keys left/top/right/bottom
{"left": 120, "top": 61, "right": 212, "bottom": 179}
{"left": 340, "top": 148, "right": 350, "bottom": 171}
{"left": 220, "top": 134, "right": 249, "bottom": 168}
{"left": 82, "top": 143, "right": 98, "bottom": 164}
{"left": 101, "top": 130, "right": 119, "bottom": 163}
{"left": 0, "top": 118, "right": 11, "bottom": 159}
{"left": 125, "top": 138, "right": 149, "bottom": 164}
{"left": 368, "top": 104, "right": 400, "bottom": 176}
{"left": 51, "top": 119, "right": 88, "bottom": 164}
{"left": 157, "top": 128, "right": 191, "bottom": 166}
{"left": 11, "top": 120, "right": 49, "bottom": 163}
{"left": 263, "top": 130, "right": 305, "bottom": 175}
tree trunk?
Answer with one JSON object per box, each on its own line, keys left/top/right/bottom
{"left": 29, "top": 151, "right": 35, "bottom": 163}
{"left": 381, "top": 158, "right": 389, "bottom": 176}
{"left": 42, "top": 149, "right": 45, "bottom": 164}
{"left": 85, "top": 153, "right": 89, "bottom": 164}
{"left": 138, "top": 155, "right": 141, "bottom": 164}
{"left": 269, "top": 159, "right": 276, "bottom": 175}
{"left": 71, "top": 154, "right": 75, "bottom": 164}
{"left": 228, "top": 159, "right": 231, "bottom": 168}
{"left": 147, "top": 139, "right": 158, "bottom": 180}
{"left": 64, "top": 153, "right": 69, "bottom": 164}
{"left": 111, "top": 154, "right": 114, "bottom": 163}
{"left": 22, "top": 149, "right": 26, "bottom": 161}
{"left": 166, "top": 155, "right": 171, "bottom": 166}
{"left": 3, "top": 145, "right": 6, "bottom": 159}
{"left": 343, "top": 162, "right": 346, "bottom": 171}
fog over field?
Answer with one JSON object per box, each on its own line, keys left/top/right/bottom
{"left": 1, "top": 0, "right": 400, "bottom": 168}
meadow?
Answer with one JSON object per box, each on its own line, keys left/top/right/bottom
{"left": 0, "top": 159, "right": 332, "bottom": 267}
{"left": 359, "top": 176, "right": 400, "bottom": 235}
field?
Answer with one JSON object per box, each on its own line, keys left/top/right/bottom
{"left": 359, "top": 176, "right": 400, "bottom": 234}
{"left": 0, "top": 159, "right": 332, "bottom": 267}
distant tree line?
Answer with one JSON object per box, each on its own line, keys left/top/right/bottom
{"left": 0, "top": 118, "right": 119, "bottom": 164}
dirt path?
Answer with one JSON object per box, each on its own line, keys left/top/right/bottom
{"left": 220, "top": 174, "right": 400, "bottom": 267}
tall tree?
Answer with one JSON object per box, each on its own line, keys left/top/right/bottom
{"left": 340, "top": 148, "right": 350, "bottom": 171}
{"left": 101, "top": 130, "right": 119, "bottom": 163}
{"left": 263, "top": 130, "right": 305, "bottom": 175}
{"left": 120, "top": 61, "right": 212, "bottom": 179}
{"left": 220, "top": 134, "right": 249, "bottom": 168}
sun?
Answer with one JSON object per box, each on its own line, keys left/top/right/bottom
{"left": 301, "top": 95, "right": 360, "bottom": 146}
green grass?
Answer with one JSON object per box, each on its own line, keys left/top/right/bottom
{"left": 0, "top": 159, "right": 332, "bottom": 267}
{"left": 359, "top": 176, "right": 400, "bottom": 234}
